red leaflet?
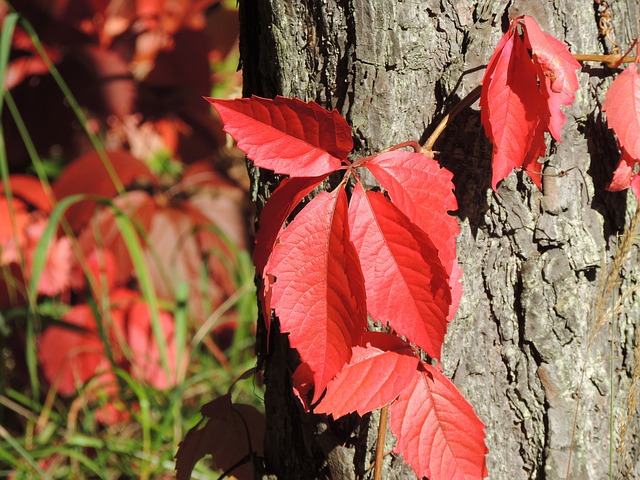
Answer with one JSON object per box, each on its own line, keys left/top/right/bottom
{"left": 254, "top": 175, "right": 327, "bottom": 335}
{"left": 126, "top": 302, "right": 187, "bottom": 390}
{"left": 390, "top": 363, "right": 488, "bottom": 480}
{"left": 482, "top": 29, "right": 543, "bottom": 190}
{"left": 254, "top": 175, "right": 328, "bottom": 276}
{"left": 1, "top": 174, "right": 52, "bottom": 213}
{"left": 607, "top": 147, "right": 640, "bottom": 198}
{"left": 364, "top": 151, "right": 462, "bottom": 319}
{"left": 207, "top": 96, "right": 353, "bottom": 177}
{"left": 292, "top": 362, "right": 314, "bottom": 411}
{"left": 481, "top": 15, "right": 580, "bottom": 189}
{"left": 523, "top": 16, "right": 581, "bottom": 141}
{"left": 52, "top": 150, "right": 157, "bottom": 232}
{"left": 603, "top": 64, "right": 640, "bottom": 161}
{"left": 348, "top": 184, "right": 450, "bottom": 359}
{"left": 315, "top": 332, "right": 419, "bottom": 417}
{"left": 269, "top": 187, "right": 367, "bottom": 402}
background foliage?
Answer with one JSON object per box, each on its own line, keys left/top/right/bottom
{"left": 0, "top": 1, "right": 262, "bottom": 478}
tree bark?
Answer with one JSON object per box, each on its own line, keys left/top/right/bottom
{"left": 239, "top": 0, "right": 640, "bottom": 478}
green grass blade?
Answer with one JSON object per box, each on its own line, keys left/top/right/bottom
{"left": 112, "top": 209, "right": 171, "bottom": 378}
{"left": 174, "top": 281, "right": 189, "bottom": 384}
{"left": 0, "top": 13, "right": 18, "bottom": 107}
{"left": 57, "top": 446, "right": 106, "bottom": 478}
{"left": 0, "top": 425, "right": 46, "bottom": 477}
{"left": 28, "top": 194, "right": 87, "bottom": 298}
{"left": 115, "top": 368, "right": 151, "bottom": 480}
{"left": 0, "top": 15, "right": 25, "bottom": 304}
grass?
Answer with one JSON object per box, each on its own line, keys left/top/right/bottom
{"left": 0, "top": 8, "right": 260, "bottom": 479}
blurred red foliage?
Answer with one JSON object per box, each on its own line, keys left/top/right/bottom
{"left": 2, "top": 0, "right": 239, "bottom": 170}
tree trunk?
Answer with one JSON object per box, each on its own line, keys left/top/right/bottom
{"left": 239, "top": 0, "right": 640, "bottom": 478}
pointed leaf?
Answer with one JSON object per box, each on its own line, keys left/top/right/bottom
{"left": 52, "top": 150, "right": 157, "bottom": 231}
{"left": 521, "top": 120, "right": 547, "bottom": 190}
{"left": 255, "top": 175, "right": 327, "bottom": 337}
{"left": 480, "top": 29, "right": 514, "bottom": 140}
{"left": 390, "top": 363, "right": 488, "bottom": 480}
{"left": 348, "top": 184, "right": 450, "bottom": 359}
{"left": 607, "top": 147, "right": 640, "bottom": 198}
{"left": 269, "top": 187, "right": 367, "bottom": 402}
{"left": 1, "top": 175, "right": 52, "bottom": 213}
{"left": 607, "top": 151, "right": 634, "bottom": 192}
{"left": 603, "top": 64, "right": 640, "bottom": 161}
{"left": 207, "top": 96, "right": 353, "bottom": 177}
{"left": 292, "top": 362, "right": 314, "bottom": 411}
{"left": 523, "top": 15, "right": 580, "bottom": 141}
{"left": 364, "top": 151, "right": 462, "bottom": 319}
{"left": 315, "top": 332, "right": 419, "bottom": 417}
{"left": 523, "top": 16, "right": 580, "bottom": 94}
{"left": 481, "top": 29, "right": 544, "bottom": 190}
{"left": 254, "top": 175, "right": 328, "bottom": 275}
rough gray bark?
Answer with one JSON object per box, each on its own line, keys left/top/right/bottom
{"left": 239, "top": 0, "right": 640, "bottom": 478}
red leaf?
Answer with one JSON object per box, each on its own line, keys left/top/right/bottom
{"left": 364, "top": 151, "right": 461, "bottom": 318}
{"left": 52, "top": 150, "right": 157, "bottom": 231}
{"left": 481, "top": 16, "right": 580, "bottom": 189}
{"left": 523, "top": 15, "right": 581, "bottom": 141}
{"left": 269, "top": 187, "right": 367, "bottom": 402}
{"left": 481, "top": 29, "right": 543, "bottom": 190}
{"left": 603, "top": 64, "right": 640, "bottom": 161}
{"left": 77, "top": 190, "right": 156, "bottom": 288}
{"left": 522, "top": 121, "right": 547, "bottom": 190}
{"left": 86, "top": 369, "right": 131, "bottom": 426}
{"left": 607, "top": 147, "right": 640, "bottom": 198}
{"left": 254, "top": 175, "right": 327, "bottom": 337}
{"left": 348, "top": 184, "right": 450, "bottom": 359}
{"left": 126, "top": 302, "right": 187, "bottom": 390}
{"left": 24, "top": 218, "right": 73, "bottom": 297}
{"left": 254, "top": 175, "right": 328, "bottom": 276}
{"left": 176, "top": 394, "right": 265, "bottom": 480}
{"left": 390, "top": 363, "right": 488, "bottom": 480}
{"left": 0, "top": 175, "right": 52, "bottom": 213}
{"left": 0, "top": 197, "right": 30, "bottom": 261}
{"left": 292, "top": 362, "right": 314, "bottom": 411}
{"left": 360, "top": 330, "right": 416, "bottom": 354}
{"left": 315, "top": 332, "right": 419, "bottom": 417}
{"left": 207, "top": 95, "right": 352, "bottom": 177}
{"left": 38, "top": 304, "right": 118, "bottom": 395}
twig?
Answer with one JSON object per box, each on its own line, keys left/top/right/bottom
{"left": 421, "top": 85, "right": 482, "bottom": 154}
{"left": 374, "top": 404, "right": 390, "bottom": 480}
{"left": 573, "top": 53, "right": 636, "bottom": 66}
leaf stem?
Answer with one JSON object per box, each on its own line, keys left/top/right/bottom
{"left": 573, "top": 53, "right": 636, "bottom": 66}
{"left": 421, "top": 85, "right": 482, "bottom": 154}
{"left": 374, "top": 404, "right": 390, "bottom": 480}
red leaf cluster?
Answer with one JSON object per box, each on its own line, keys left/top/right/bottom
{"left": 38, "top": 288, "right": 187, "bottom": 424}
{"left": 3, "top": 0, "right": 240, "bottom": 169}
{"left": 603, "top": 63, "right": 640, "bottom": 197}
{"left": 53, "top": 152, "right": 244, "bottom": 321}
{"left": 481, "top": 15, "right": 581, "bottom": 190}
{"left": 208, "top": 95, "right": 487, "bottom": 479}
{"left": 1, "top": 151, "right": 248, "bottom": 425}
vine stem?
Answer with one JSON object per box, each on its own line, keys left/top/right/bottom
{"left": 374, "top": 404, "right": 390, "bottom": 480}
{"left": 421, "top": 85, "right": 482, "bottom": 154}
{"left": 573, "top": 53, "right": 636, "bottom": 65}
